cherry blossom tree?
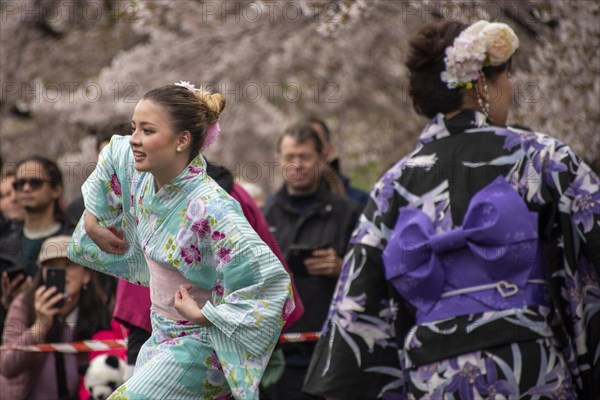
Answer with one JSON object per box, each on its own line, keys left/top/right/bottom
{"left": 1, "top": 0, "right": 597, "bottom": 201}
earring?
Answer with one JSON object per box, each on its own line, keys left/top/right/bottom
{"left": 476, "top": 72, "right": 490, "bottom": 119}
{"left": 82, "top": 283, "right": 88, "bottom": 291}
{"left": 177, "top": 147, "right": 182, "bottom": 152}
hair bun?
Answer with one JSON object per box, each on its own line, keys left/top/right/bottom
{"left": 194, "top": 89, "right": 226, "bottom": 125}
{"left": 407, "top": 22, "right": 466, "bottom": 73}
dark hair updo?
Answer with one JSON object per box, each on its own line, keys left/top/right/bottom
{"left": 406, "top": 21, "right": 512, "bottom": 118}
{"left": 142, "top": 85, "right": 226, "bottom": 161}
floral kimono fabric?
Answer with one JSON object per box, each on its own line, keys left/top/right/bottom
{"left": 68, "top": 135, "right": 293, "bottom": 399}
{"left": 302, "top": 110, "right": 600, "bottom": 400}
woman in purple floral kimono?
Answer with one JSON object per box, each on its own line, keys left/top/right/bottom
{"left": 67, "top": 83, "right": 293, "bottom": 399}
{"left": 303, "top": 20, "right": 600, "bottom": 400}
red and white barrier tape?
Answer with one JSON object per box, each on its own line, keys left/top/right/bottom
{"left": 0, "top": 332, "right": 321, "bottom": 352}
{"left": 278, "top": 332, "right": 321, "bottom": 343}
{"left": 0, "top": 339, "right": 127, "bottom": 353}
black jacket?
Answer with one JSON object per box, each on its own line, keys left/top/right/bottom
{"left": 264, "top": 180, "right": 361, "bottom": 364}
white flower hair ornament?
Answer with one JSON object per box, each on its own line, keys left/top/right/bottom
{"left": 174, "top": 80, "right": 221, "bottom": 150}
{"left": 441, "top": 21, "right": 519, "bottom": 89}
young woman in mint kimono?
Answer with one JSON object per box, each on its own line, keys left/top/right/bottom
{"left": 67, "top": 82, "right": 294, "bottom": 399}
{"left": 303, "top": 21, "right": 600, "bottom": 399}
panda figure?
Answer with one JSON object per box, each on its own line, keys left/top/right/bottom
{"left": 84, "top": 354, "right": 127, "bottom": 400}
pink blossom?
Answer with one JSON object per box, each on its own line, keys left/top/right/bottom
{"left": 110, "top": 173, "right": 122, "bottom": 196}
{"left": 188, "top": 165, "right": 204, "bottom": 174}
{"left": 191, "top": 219, "right": 211, "bottom": 238}
{"left": 214, "top": 391, "right": 230, "bottom": 400}
{"left": 181, "top": 245, "right": 201, "bottom": 264}
{"left": 217, "top": 247, "right": 232, "bottom": 263}
{"left": 212, "top": 280, "right": 224, "bottom": 297}
{"left": 282, "top": 297, "right": 294, "bottom": 321}
{"left": 202, "top": 122, "right": 221, "bottom": 150}
{"left": 212, "top": 231, "right": 226, "bottom": 241}
{"left": 210, "top": 352, "right": 223, "bottom": 370}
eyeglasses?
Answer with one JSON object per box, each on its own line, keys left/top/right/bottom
{"left": 12, "top": 178, "right": 51, "bottom": 191}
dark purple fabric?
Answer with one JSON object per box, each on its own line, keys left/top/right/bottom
{"left": 383, "top": 177, "right": 548, "bottom": 322}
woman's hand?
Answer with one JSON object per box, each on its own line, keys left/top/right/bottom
{"left": 304, "top": 247, "right": 343, "bottom": 277}
{"left": 1, "top": 272, "right": 32, "bottom": 309}
{"left": 84, "top": 212, "right": 128, "bottom": 254}
{"left": 32, "top": 285, "right": 64, "bottom": 338}
{"left": 174, "top": 285, "right": 211, "bottom": 326}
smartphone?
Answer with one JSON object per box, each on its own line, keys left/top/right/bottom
{"left": 45, "top": 267, "right": 66, "bottom": 309}
{"left": 286, "top": 243, "right": 332, "bottom": 276}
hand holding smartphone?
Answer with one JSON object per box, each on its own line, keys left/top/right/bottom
{"left": 286, "top": 243, "right": 332, "bottom": 276}
{"left": 45, "top": 267, "right": 66, "bottom": 309}
{"left": 6, "top": 267, "right": 26, "bottom": 282}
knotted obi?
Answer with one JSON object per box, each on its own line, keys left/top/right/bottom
{"left": 383, "top": 178, "right": 549, "bottom": 325}
{"left": 147, "top": 255, "right": 211, "bottom": 322}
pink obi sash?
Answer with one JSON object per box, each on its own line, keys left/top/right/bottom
{"left": 146, "top": 255, "right": 211, "bottom": 321}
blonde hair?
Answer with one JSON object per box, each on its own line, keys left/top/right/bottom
{"left": 143, "top": 85, "right": 226, "bottom": 160}
{"left": 193, "top": 87, "right": 226, "bottom": 125}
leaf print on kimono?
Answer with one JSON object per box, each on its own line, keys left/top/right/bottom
{"left": 109, "top": 384, "right": 130, "bottom": 399}
{"left": 164, "top": 236, "right": 182, "bottom": 269}
{"left": 323, "top": 248, "right": 393, "bottom": 369}
{"left": 496, "top": 127, "right": 546, "bottom": 153}
{"left": 531, "top": 147, "right": 568, "bottom": 189}
{"left": 366, "top": 362, "right": 406, "bottom": 399}
{"left": 351, "top": 216, "right": 384, "bottom": 249}
{"left": 562, "top": 162, "right": 600, "bottom": 234}
{"left": 523, "top": 359, "right": 576, "bottom": 400}
{"left": 404, "top": 153, "right": 438, "bottom": 171}
{"left": 517, "top": 158, "right": 544, "bottom": 204}
{"left": 477, "top": 358, "right": 517, "bottom": 398}
{"left": 405, "top": 180, "right": 450, "bottom": 224}
{"left": 371, "top": 151, "right": 420, "bottom": 218}
{"left": 201, "top": 353, "right": 229, "bottom": 398}
{"left": 443, "top": 354, "right": 487, "bottom": 400}
{"left": 419, "top": 114, "right": 449, "bottom": 144}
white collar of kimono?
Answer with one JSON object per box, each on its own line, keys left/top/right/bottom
{"left": 419, "top": 110, "right": 489, "bottom": 144}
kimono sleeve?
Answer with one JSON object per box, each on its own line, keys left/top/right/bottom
{"left": 198, "top": 198, "right": 293, "bottom": 358}
{"left": 303, "top": 170, "right": 413, "bottom": 399}
{"left": 67, "top": 135, "right": 149, "bottom": 285}
{"left": 547, "top": 144, "right": 600, "bottom": 394}
{"left": 554, "top": 148, "right": 600, "bottom": 270}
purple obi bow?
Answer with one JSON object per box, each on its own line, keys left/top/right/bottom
{"left": 383, "top": 178, "right": 541, "bottom": 318}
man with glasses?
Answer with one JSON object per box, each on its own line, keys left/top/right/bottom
{"left": 0, "top": 156, "right": 72, "bottom": 342}
{"left": 262, "top": 123, "right": 361, "bottom": 399}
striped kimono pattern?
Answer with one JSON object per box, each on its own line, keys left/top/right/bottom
{"left": 67, "top": 135, "right": 293, "bottom": 399}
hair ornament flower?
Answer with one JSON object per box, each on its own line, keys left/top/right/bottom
{"left": 202, "top": 122, "right": 221, "bottom": 150}
{"left": 174, "top": 80, "right": 198, "bottom": 92}
{"left": 175, "top": 81, "right": 222, "bottom": 150}
{"left": 441, "top": 20, "right": 519, "bottom": 89}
